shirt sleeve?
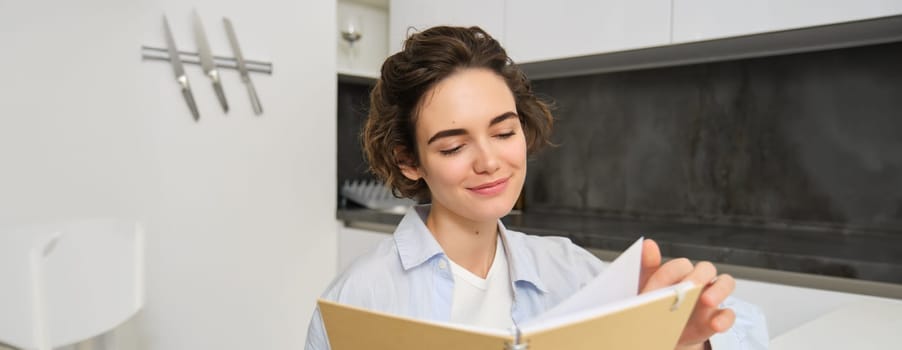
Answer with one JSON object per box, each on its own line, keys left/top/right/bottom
{"left": 304, "top": 306, "right": 331, "bottom": 350}
{"left": 709, "top": 296, "right": 769, "bottom": 350}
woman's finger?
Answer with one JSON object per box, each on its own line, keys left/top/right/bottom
{"left": 683, "top": 261, "right": 716, "bottom": 286}
{"left": 710, "top": 307, "right": 736, "bottom": 333}
{"left": 639, "top": 239, "right": 662, "bottom": 292}
{"left": 642, "top": 257, "right": 693, "bottom": 292}
{"left": 700, "top": 274, "right": 735, "bottom": 308}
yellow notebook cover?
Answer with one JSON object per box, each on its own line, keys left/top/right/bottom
{"left": 319, "top": 283, "right": 700, "bottom": 350}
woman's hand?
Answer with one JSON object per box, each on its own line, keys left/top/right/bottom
{"left": 638, "top": 239, "right": 737, "bottom": 350}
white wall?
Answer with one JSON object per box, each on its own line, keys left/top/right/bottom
{"left": 0, "top": 0, "right": 337, "bottom": 349}
{"left": 337, "top": 226, "right": 390, "bottom": 272}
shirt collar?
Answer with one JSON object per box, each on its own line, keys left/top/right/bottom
{"left": 393, "top": 204, "right": 549, "bottom": 293}
{"left": 394, "top": 205, "right": 445, "bottom": 271}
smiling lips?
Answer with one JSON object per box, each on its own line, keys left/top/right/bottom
{"left": 467, "top": 177, "right": 510, "bottom": 196}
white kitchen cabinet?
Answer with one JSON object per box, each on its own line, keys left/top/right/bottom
{"left": 504, "top": 0, "right": 672, "bottom": 63}
{"left": 389, "top": 0, "right": 901, "bottom": 72}
{"left": 672, "top": 0, "right": 902, "bottom": 44}
{"left": 389, "top": 0, "right": 506, "bottom": 53}
{"left": 338, "top": 1, "right": 388, "bottom": 79}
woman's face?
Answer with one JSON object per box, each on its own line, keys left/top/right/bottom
{"left": 400, "top": 68, "right": 527, "bottom": 223}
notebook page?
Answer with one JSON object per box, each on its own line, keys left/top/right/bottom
{"left": 521, "top": 237, "right": 643, "bottom": 328}
{"left": 517, "top": 281, "right": 699, "bottom": 337}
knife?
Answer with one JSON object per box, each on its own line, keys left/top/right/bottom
{"left": 192, "top": 10, "right": 229, "bottom": 113}
{"left": 163, "top": 15, "right": 200, "bottom": 121}
{"left": 223, "top": 17, "right": 263, "bottom": 115}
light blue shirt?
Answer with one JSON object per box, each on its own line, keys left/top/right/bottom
{"left": 306, "top": 205, "right": 768, "bottom": 349}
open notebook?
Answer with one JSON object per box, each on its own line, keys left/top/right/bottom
{"left": 318, "top": 238, "right": 702, "bottom": 350}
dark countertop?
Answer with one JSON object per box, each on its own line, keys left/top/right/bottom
{"left": 338, "top": 208, "right": 902, "bottom": 285}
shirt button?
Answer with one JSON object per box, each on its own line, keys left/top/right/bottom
{"left": 438, "top": 260, "right": 448, "bottom": 269}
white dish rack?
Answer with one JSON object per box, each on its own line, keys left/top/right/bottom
{"left": 341, "top": 180, "right": 415, "bottom": 214}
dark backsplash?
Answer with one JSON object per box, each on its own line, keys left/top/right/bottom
{"left": 336, "top": 80, "right": 377, "bottom": 202}
{"left": 337, "top": 42, "right": 902, "bottom": 282}
{"left": 338, "top": 42, "right": 902, "bottom": 232}
{"left": 526, "top": 41, "right": 902, "bottom": 233}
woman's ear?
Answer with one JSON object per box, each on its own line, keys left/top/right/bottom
{"left": 394, "top": 146, "right": 422, "bottom": 181}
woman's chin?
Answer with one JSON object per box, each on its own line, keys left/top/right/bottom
{"left": 432, "top": 189, "right": 522, "bottom": 223}
{"left": 466, "top": 199, "right": 517, "bottom": 222}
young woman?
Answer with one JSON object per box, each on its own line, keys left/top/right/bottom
{"left": 307, "top": 26, "right": 767, "bottom": 350}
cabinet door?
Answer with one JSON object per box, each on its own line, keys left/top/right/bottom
{"left": 673, "top": 0, "right": 902, "bottom": 43}
{"left": 337, "top": 1, "right": 388, "bottom": 78}
{"left": 504, "top": 0, "right": 672, "bottom": 63}
{"left": 389, "top": 0, "right": 506, "bottom": 53}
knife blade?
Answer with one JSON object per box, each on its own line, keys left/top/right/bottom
{"left": 223, "top": 17, "right": 263, "bottom": 115}
{"left": 163, "top": 15, "right": 200, "bottom": 121}
{"left": 192, "top": 10, "right": 229, "bottom": 113}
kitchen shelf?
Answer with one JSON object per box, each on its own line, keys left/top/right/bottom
{"left": 337, "top": 207, "right": 902, "bottom": 294}
{"left": 337, "top": 69, "right": 379, "bottom": 84}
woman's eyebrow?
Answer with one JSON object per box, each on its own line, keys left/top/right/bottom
{"left": 427, "top": 128, "right": 466, "bottom": 145}
{"left": 489, "top": 111, "right": 518, "bottom": 126}
{"left": 426, "top": 111, "right": 519, "bottom": 145}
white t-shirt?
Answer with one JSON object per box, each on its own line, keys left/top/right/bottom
{"left": 447, "top": 235, "right": 514, "bottom": 330}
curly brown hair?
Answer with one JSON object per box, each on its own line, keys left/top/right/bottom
{"left": 362, "top": 26, "right": 554, "bottom": 200}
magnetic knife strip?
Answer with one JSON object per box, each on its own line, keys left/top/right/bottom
{"left": 141, "top": 46, "right": 272, "bottom": 74}
{"left": 143, "top": 14, "right": 272, "bottom": 121}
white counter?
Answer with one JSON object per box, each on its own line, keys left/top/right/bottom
{"left": 770, "top": 299, "right": 902, "bottom": 349}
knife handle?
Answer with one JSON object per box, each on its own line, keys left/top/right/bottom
{"left": 182, "top": 88, "right": 200, "bottom": 122}
{"left": 212, "top": 82, "right": 229, "bottom": 113}
{"left": 246, "top": 82, "right": 263, "bottom": 115}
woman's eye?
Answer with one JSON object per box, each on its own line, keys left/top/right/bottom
{"left": 496, "top": 132, "right": 516, "bottom": 139}
{"left": 439, "top": 145, "right": 463, "bottom": 156}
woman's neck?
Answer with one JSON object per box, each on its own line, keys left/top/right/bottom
{"left": 426, "top": 203, "right": 498, "bottom": 279}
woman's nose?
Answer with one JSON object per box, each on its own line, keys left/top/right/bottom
{"left": 473, "top": 143, "right": 500, "bottom": 174}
